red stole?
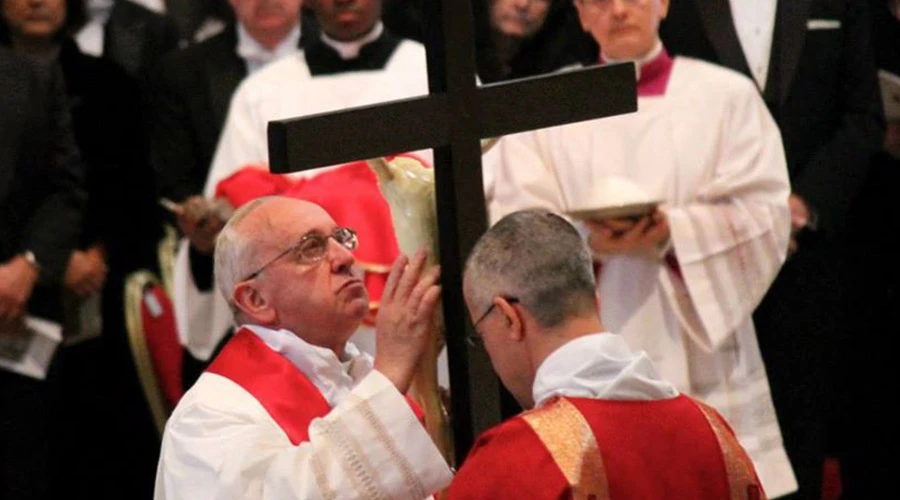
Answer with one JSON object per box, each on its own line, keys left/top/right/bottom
{"left": 207, "top": 328, "right": 331, "bottom": 444}
{"left": 207, "top": 328, "right": 425, "bottom": 445}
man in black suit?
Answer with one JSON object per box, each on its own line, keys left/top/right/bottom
{"left": 0, "top": 47, "right": 85, "bottom": 500}
{"left": 659, "top": 2, "right": 884, "bottom": 498}
{"left": 77, "top": 0, "right": 180, "bottom": 77}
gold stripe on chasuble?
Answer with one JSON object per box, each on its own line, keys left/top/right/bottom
{"left": 521, "top": 398, "right": 609, "bottom": 500}
{"left": 692, "top": 398, "right": 767, "bottom": 500}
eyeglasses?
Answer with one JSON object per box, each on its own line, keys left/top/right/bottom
{"left": 467, "top": 297, "right": 520, "bottom": 349}
{"left": 242, "top": 227, "right": 358, "bottom": 281}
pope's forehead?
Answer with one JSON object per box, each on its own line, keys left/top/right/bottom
{"left": 246, "top": 198, "right": 336, "bottom": 235}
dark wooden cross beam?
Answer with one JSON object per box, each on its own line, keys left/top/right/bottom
{"left": 268, "top": 1, "right": 636, "bottom": 465}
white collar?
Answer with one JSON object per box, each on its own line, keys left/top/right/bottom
{"left": 320, "top": 22, "right": 384, "bottom": 60}
{"left": 242, "top": 324, "right": 374, "bottom": 407}
{"left": 236, "top": 22, "right": 302, "bottom": 66}
{"left": 532, "top": 333, "right": 679, "bottom": 407}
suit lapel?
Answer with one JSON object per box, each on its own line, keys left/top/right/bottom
{"left": 206, "top": 29, "right": 247, "bottom": 129}
{"left": 694, "top": 0, "right": 752, "bottom": 78}
{"left": 772, "top": 0, "right": 812, "bottom": 105}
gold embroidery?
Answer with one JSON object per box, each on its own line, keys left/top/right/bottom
{"left": 521, "top": 398, "right": 609, "bottom": 500}
{"left": 692, "top": 398, "right": 767, "bottom": 500}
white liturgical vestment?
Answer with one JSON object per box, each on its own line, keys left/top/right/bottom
{"left": 173, "top": 41, "right": 428, "bottom": 360}
{"left": 489, "top": 52, "right": 797, "bottom": 497}
{"left": 154, "top": 325, "right": 452, "bottom": 499}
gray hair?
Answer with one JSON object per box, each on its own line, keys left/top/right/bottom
{"left": 465, "top": 209, "right": 597, "bottom": 328}
{"left": 213, "top": 197, "right": 273, "bottom": 308}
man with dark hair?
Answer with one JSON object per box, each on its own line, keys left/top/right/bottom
{"left": 447, "top": 209, "right": 763, "bottom": 499}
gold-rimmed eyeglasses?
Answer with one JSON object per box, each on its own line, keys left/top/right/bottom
{"left": 242, "top": 227, "right": 358, "bottom": 281}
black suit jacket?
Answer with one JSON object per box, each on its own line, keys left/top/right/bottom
{"left": 0, "top": 48, "right": 85, "bottom": 284}
{"left": 660, "top": 0, "right": 884, "bottom": 236}
{"left": 58, "top": 40, "right": 159, "bottom": 273}
{"left": 104, "top": 0, "right": 180, "bottom": 78}
{"left": 150, "top": 25, "right": 246, "bottom": 202}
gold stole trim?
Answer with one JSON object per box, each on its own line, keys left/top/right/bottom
{"left": 691, "top": 398, "right": 767, "bottom": 500}
{"left": 521, "top": 398, "right": 609, "bottom": 500}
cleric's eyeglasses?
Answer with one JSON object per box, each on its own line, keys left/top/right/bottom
{"left": 243, "top": 227, "right": 358, "bottom": 281}
{"left": 467, "top": 297, "right": 520, "bottom": 349}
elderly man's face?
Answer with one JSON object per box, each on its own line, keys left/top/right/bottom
{"left": 491, "top": 0, "right": 552, "bottom": 39}
{"left": 242, "top": 199, "right": 368, "bottom": 349}
{"left": 309, "top": 0, "right": 382, "bottom": 42}
{"left": 230, "top": 0, "right": 302, "bottom": 39}
{"left": 575, "top": 0, "right": 668, "bottom": 61}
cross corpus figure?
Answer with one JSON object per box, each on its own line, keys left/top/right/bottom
{"left": 267, "top": 1, "right": 637, "bottom": 465}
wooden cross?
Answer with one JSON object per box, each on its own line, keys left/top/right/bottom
{"left": 267, "top": 1, "right": 636, "bottom": 465}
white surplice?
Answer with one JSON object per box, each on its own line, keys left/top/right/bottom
{"left": 154, "top": 325, "right": 452, "bottom": 500}
{"left": 490, "top": 56, "right": 797, "bottom": 497}
{"left": 173, "top": 42, "right": 428, "bottom": 360}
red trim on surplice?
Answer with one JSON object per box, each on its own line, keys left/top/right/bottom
{"left": 207, "top": 328, "right": 425, "bottom": 445}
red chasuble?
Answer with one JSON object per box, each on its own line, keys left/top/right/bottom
{"left": 207, "top": 328, "right": 424, "bottom": 444}
{"left": 447, "top": 395, "right": 763, "bottom": 500}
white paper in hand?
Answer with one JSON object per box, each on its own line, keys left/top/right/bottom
{"left": 879, "top": 70, "right": 900, "bottom": 121}
{"left": 0, "top": 316, "right": 62, "bottom": 380}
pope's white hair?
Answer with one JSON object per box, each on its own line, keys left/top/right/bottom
{"left": 213, "top": 197, "right": 273, "bottom": 311}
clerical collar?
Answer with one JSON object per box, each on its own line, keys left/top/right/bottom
{"left": 242, "top": 324, "right": 373, "bottom": 407}
{"left": 532, "top": 333, "right": 679, "bottom": 407}
{"left": 320, "top": 22, "right": 384, "bottom": 60}
{"left": 236, "top": 22, "right": 302, "bottom": 74}
{"left": 601, "top": 40, "right": 673, "bottom": 97}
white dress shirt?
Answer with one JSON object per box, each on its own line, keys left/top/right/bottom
{"left": 532, "top": 333, "right": 679, "bottom": 407}
{"left": 75, "top": 0, "right": 114, "bottom": 57}
{"left": 729, "top": 0, "right": 778, "bottom": 90}
{"left": 236, "top": 22, "right": 302, "bottom": 75}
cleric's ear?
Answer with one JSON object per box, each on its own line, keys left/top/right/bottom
{"left": 232, "top": 280, "right": 277, "bottom": 325}
{"left": 495, "top": 297, "right": 524, "bottom": 342}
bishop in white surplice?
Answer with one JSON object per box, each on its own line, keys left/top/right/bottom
{"left": 154, "top": 325, "right": 451, "bottom": 500}
{"left": 488, "top": 45, "right": 797, "bottom": 497}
